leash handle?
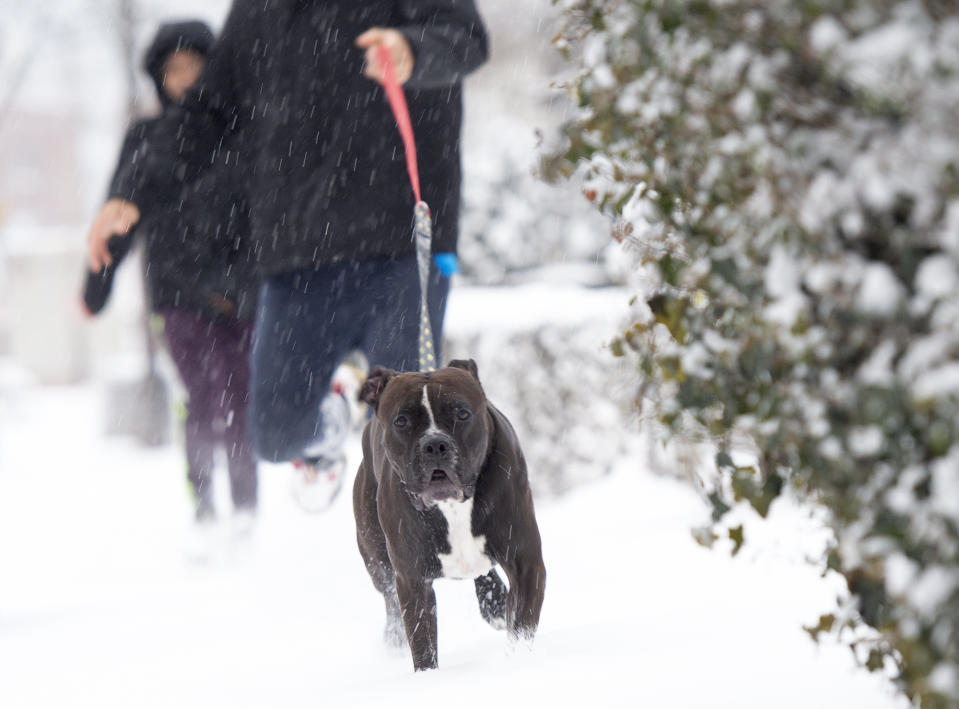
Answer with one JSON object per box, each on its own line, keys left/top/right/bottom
{"left": 378, "top": 45, "right": 421, "bottom": 204}
{"left": 377, "top": 45, "right": 436, "bottom": 373}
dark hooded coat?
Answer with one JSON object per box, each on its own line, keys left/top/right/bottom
{"left": 107, "top": 1, "right": 488, "bottom": 278}
{"left": 85, "top": 20, "right": 258, "bottom": 322}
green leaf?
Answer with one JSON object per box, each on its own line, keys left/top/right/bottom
{"left": 610, "top": 338, "right": 626, "bottom": 358}
{"left": 647, "top": 293, "right": 689, "bottom": 343}
{"left": 803, "top": 613, "right": 835, "bottom": 642}
{"left": 728, "top": 524, "right": 745, "bottom": 556}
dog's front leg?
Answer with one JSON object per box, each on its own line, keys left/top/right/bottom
{"left": 503, "top": 554, "right": 546, "bottom": 643}
{"left": 395, "top": 573, "right": 438, "bottom": 670}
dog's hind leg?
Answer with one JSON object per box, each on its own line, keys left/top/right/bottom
{"left": 382, "top": 581, "right": 406, "bottom": 648}
{"left": 474, "top": 569, "right": 507, "bottom": 630}
{"left": 502, "top": 553, "right": 546, "bottom": 643}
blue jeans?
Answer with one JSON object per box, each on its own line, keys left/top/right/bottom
{"left": 250, "top": 255, "right": 450, "bottom": 463}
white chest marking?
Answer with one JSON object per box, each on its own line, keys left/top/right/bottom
{"left": 435, "top": 498, "right": 493, "bottom": 579}
{"left": 422, "top": 384, "right": 440, "bottom": 435}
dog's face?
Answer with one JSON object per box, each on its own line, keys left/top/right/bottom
{"left": 361, "top": 360, "right": 491, "bottom": 508}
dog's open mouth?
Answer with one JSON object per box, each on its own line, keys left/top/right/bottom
{"left": 427, "top": 469, "right": 457, "bottom": 497}
{"left": 413, "top": 468, "right": 468, "bottom": 508}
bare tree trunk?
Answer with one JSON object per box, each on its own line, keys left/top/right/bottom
{"left": 116, "top": 0, "right": 140, "bottom": 121}
{"left": 112, "top": 0, "right": 172, "bottom": 447}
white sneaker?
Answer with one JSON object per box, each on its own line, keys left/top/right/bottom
{"left": 290, "top": 453, "right": 347, "bottom": 514}
{"left": 292, "top": 365, "right": 363, "bottom": 514}
{"left": 302, "top": 390, "right": 351, "bottom": 460}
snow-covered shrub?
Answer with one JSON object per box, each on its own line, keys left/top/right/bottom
{"left": 444, "top": 287, "right": 641, "bottom": 496}
{"left": 456, "top": 0, "right": 619, "bottom": 286}
{"left": 546, "top": 0, "right": 959, "bottom": 703}
{"left": 459, "top": 141, "right": 615, "bottom": 285}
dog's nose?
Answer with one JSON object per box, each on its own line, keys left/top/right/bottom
{"left": 420, "top": 434, "right": 454, "bottom": 461}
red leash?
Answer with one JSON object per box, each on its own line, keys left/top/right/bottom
{"left": 378, "top": 45, "right": 421, "bottom": 204}
{"left": 377, "top": 46, "right": 437, "bottom": 372}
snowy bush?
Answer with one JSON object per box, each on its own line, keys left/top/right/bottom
{"left": 455, "top": 0, "right": 619, "bottom": 286}
{"left": 444, "top": 287, "right": 642, "bottom": 496}
{"left": 546, "top": 0, "right": 959, "bottom": 704}
{"left": 459, "top": 140, "right": 614, "bottom": 285}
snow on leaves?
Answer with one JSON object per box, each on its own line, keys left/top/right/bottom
{"left": 547, "top": 0, "right": 959, "bottom": 704}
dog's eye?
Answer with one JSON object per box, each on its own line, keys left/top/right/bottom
{"left": 393, "top": 414, "right": 410, "bottom": 429}
{"left": 456, "top": 408, "right": 472, "bottom": 421}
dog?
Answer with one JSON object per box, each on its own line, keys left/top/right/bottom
{"left": 353, "top": 359, "right": 546, "bottom": 671}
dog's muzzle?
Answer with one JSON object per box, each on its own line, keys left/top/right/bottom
{"left": 406, "top": 433, "right": 473, "bottom": 508}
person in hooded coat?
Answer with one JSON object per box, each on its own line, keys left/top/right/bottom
{"left": 85, "top": 1, "right": 489, "bottom": 511}
{"left": 83, "top": 20, "right": 259, "bottom": 525}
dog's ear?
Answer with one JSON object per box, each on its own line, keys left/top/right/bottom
{"left": 447, "top": 358, "right": 480, "bottom": 382}
{"left": 360, "top": 367, "right": 397, "bottom": 410}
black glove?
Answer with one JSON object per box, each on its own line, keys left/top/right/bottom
{"left": 82, "top": 235, "right": 133, "bottom": 315}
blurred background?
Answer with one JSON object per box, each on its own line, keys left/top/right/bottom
{"left": 0, "top": 0, "right": 637, "bottom": 495}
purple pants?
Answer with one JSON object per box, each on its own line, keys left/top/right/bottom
{"left": 162, "top": 309, "right": 257, "bottom": 510}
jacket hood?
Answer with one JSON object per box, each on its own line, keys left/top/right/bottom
{"left": 143, "top": 20, "right": 214, "bottom": 105}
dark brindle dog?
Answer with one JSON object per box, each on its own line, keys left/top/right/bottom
{"left": 353, "top": 359, "right": 546, "bottom": 670}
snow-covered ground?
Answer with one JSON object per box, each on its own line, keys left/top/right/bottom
{"left": 0, "top": 314, "right": 906, "bottom": 708}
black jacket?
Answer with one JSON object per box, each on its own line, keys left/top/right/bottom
{"left": 85, "top": 21, "right": 258, "bottom": 322}
{"left": 109, "top": 0, "right": 488, "bottom": 278}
